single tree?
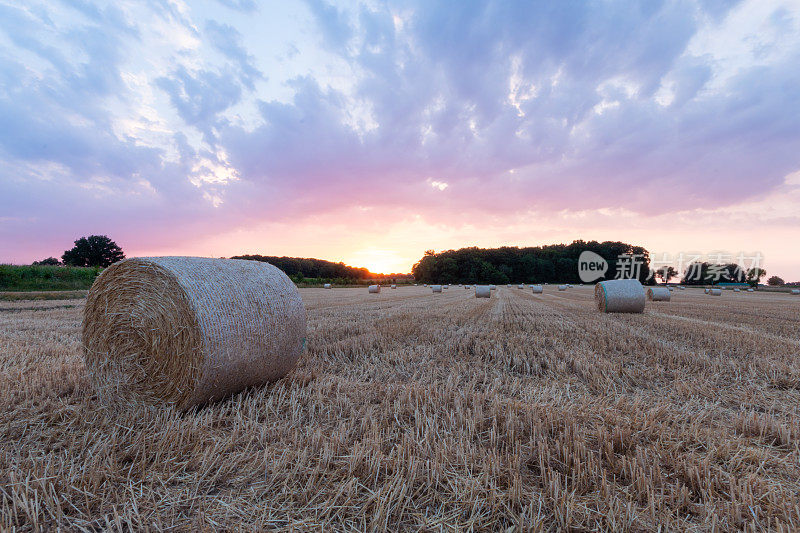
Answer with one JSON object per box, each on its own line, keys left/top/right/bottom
{"left": 767, "top": 275, "right": 784, "bottom": 286}
{"left": 656, "top": 266, "right": 677, "bottom": 284}
{"left": 62, "top": 235, "right": 125, "bottom": 267}
{"left": 33, "top": 257, "right": 61, "bottom": 266}
{"left": 746, "top": 267, "right": 767, "bottom": 287}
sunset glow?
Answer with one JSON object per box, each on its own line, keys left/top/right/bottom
{"left": 2, "top": 1, "right": 800, "bottom": 278}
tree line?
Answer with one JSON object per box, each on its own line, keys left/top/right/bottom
{"left": 411, "top": 241, "right": 653, "bottom": 284}
{"left": 231, "top": 254, "right": 373, "bottom": 280}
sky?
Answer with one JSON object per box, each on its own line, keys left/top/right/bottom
{"left": 1, "top": 0, "right": 800, "bottom": 278}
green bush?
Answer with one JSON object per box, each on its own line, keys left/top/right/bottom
{"left": 0, "top": 264, "right": 99, "bottom": 291}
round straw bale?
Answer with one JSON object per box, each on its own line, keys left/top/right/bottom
{"left": 368, "top": 285, "right": 380, "bottom": 293}
{"left": 475, "top": 285, "right": 491, "bottom": 298}
{"left": 518, "top": 284, "right": 524, "bottom": 289}
{"left": 595, "top": 279, "right": 646, "bottom": 313}
{"left": 558, "top": 285, "right": 567, "bottom": 291}
{"left": 531, "top": 285, "right": 543, "bottom": 293}
{"left": 431, "top": 285, "right": 443, "bottom": 293}
{"left": 704, "top": 288, "right": 710, "bottom": 294}
{"left": 792, "top": 289, "right": 800, "bottom": 295}
{"left": 709, "top": 288, "right": 722, "bottom": 296}
{"left": 82, "top": 257, "right": 306, "bottom": 409}
{"left": 464, "top": 285, "right": 471, "bottom": 289}
{"left": 747, "top": 288, "right": 754, "bottom": 292}
{"left": 391, "top": 284, "right": 397, "bottom": 289}
{"left": 733, "top": 288, "right": 740, "bottom": 292}
{"left": 323, "top": 283, "right": 332, "bottom": 289}
{"left": 647, "top": 286, "right": 671, "bottom": 301}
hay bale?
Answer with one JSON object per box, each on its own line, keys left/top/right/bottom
{"left": 595, "top": 279, "right": 646, "bottom": 313}
{"left": 391, "top": 284, "right": 397, "bottom": 289}
{"left": 747, "top": 288, "right": 754, "bottom": 292}
{"left": 733, "top": 288, "right": 740, "bottom": 292}
{"left": 368, "top": 285, "right": 380, "bottom": 293}
{"left": 82, "top": 257, "right": 306, "bottom": 409}
{"left": 558, "top": 285, "right": 567, "bottom": 291}
{"left": 323, "top": 283, "right": 332, "bottom": 289}
{"left": 792, "top": 289, "right": 800, "bottom": 295}
{"left": 518, "top": 284, "right": 524, "bottom": 289}
{"left": 464, "top": 285, "right": 471, "bottom": 289}
{"left": 647, "top": 287, "right": 671, "bottom": 301}
{"left": 490, "top": 285, "right": 497, "bottom": 290}
{"left": 443, "top": 285, "right": 449, "bottom": 290}
{"left": 475, "top": 285, "right": 491, "bottom": 298}
{"left": 709, "top": 288, "right": 722, "bottom": 296}
{"left": 704, "top": 288, "right": 710, "bottom": 294}
{"left": 531, "top": 285, "right": 543, "bottom": 294}
{"left": 432, "top": 285, "right": 443, "bottom": 293}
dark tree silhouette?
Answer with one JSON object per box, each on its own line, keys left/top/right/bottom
{"left": 656, "top": 266, "right": 677, "bottom": 284}
{"left": 767, "top": 275, "right": 784, "bottom": 286}
{"left": 62, "top": 235, "right": 125, "bottom": 267}
{"left": 32, "top": 257, "right": 61, "bottom": 266}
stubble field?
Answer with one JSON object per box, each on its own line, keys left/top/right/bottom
{"left": 1, "top": 285, "right": 799, "bottom": 531}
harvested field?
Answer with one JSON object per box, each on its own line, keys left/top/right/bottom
{"left": 1, "top": 285, "right": 799, "bottom": 530}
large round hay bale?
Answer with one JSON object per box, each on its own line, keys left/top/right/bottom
{"left": 558, "top": 285, "right": 567, "bottom": 291}
{"left": 368, "top": 285, "right": 380, "bottom": 293}
{"left": 475, "top": 285, "right": 491, "bottom": 298}
{"left": 323, "top": 283, "right": 332, "bottom": 289}
{"left": 82, "top": 257, "right": 306, "bottom": 409}
{"left": 595, "top": 279, "right": 645, "bottom": 313}
{"left": 709, "top": 288, "right": 722, "bottom": 296}
{"left": 647, "top": 286, "right": 671, "bottom": 301}
{"left": 531, "top": 285, "right": 543, "bottom": 294}
{"left": 431, "top": 285, "right": 443, "bottom": 293}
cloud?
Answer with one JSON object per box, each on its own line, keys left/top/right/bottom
{"left": 1, "top": 0, "right": 800, "bottom": 278}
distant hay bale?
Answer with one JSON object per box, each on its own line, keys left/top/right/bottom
{"left": 475, "top": 285, "right": 491, "bottom": 298}
{"left": 368, "top": 285, "right": 380, "bottom": 293}
{"left": 391, "top": 284, "right": 397, "bottom": 289}
{"left": 443, "top": 285, "right": 449, "bottom": 290}
{"left": 518, "top": 284, "right": 524, "bottom": 289}
{"left": 733, "top": 288, "right": 740, "bottom": 292}
{"left": 531, "top": 285, "right": 543, "bottom": 293}
{"left": 704, "top": 288, "right": 710, "bottom": 294}
{"left": 464, "top": 285, "right": 471, "bottom": 289}
{"left": 747, "top": 288, "right": 754, "bottom": 292}
{"left": 432, "top": 285, "right": 443, "bottom": 293}
{"left": 490, "top": 285, "right": 497, "bottom": 290}
{"left": 558, "top": 285, "right": 567, "bottom": 291}
{"left": 647, "top": 287, "right": 671, "bottom": 301}
{"left": 792, "top": 289, "right": 800, "bottom": 295}
{"left": 679, "top": 286, "right": 685, "bottom": 290}
{"left": 709, "top": 288, "right": 722, "bottom": 296}
{"left": 595, "top": 279, "right": 646, "bottom": 313}
{"left": 668, "top": 287, "right": 674, "bottom": 292}
{"left": 82, "top": 257, "right": 306, "bottom": 409}
{"left": 323, "top": 283, "right": 332, "bottom": 289}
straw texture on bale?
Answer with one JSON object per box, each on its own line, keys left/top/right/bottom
{"left": 647, "top": 287, "right": 671, "bottom": 302}
{"left": 475, "top": 285, "right": 491, "bottom": 298}
{"left": 531, "top": 285, "right": 543, "bottom": 294}
{"left": 82, "top": 257, "right": 306, "bottom": 409}
{"left": 709, "top": 288, "right": 722, "bottom": 296}
{"left": 368, "top": 285, "right": 380, "bottom": 293}
{"left": 594, "top": 279, "right": 646, "bottom": 313}
{"left": 558, "top": 285, "right": 567, "bottom": 291}
{"left": 431, "top": 285, "right": 443, "bottom": 293}
{"left": 323, "top": 283, "right": 332, "bottom": 289}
